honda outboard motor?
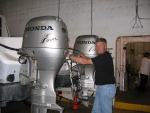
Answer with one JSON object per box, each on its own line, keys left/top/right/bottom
{"left": 20, "top": 16, "right": 68, "bottom": 113}
{"left": 73, "top": 35, "right": 98, "bottom": 58}
{"left": 73, "top": 35, "right": 98, "bottom": 102}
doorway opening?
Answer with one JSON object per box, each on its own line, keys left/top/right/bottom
{"left": 126, "top": 42, "right": 150, "bottom": 90}
{"left": 115, "top": 36, "right": 150, "bottom": 107}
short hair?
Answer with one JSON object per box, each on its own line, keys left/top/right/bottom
{"left": 143, "top": 52, "right": 150, "bottom": 58}
{"left": 96, "top": 38, "right": 107, "bottom": 45}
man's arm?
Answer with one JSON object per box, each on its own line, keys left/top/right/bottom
{"left": 67, "top": 53, "right": 93, "bottom": 65}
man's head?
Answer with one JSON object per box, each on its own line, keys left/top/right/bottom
{"left": 95, "top": 38, "right": 107, "bottom": 54}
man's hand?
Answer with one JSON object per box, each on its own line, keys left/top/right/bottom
{"left": 66, "top": 53, "right": 72, "bottom": 58}
{"left": 79, "top": 52, "right": 84, "bottom": 57}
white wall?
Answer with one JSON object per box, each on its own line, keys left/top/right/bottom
{"left": 0, "top": 0, "right": 150, "bottom": 62}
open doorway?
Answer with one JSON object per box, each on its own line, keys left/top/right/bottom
{"left": 116, "top": 36, "right": 150, "bottom": 91}
{"left": 126, "top": 42, "right": 150, "bottom": 90}
{"left": 115, "top": 36, "right": 150, "bottom": 108}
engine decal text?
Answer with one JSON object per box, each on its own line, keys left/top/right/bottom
{"left": 26, "top": 26, "right": 54, "bottom": 31}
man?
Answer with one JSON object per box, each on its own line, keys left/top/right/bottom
{"left": 138, "top": 52, "right": 150, "bottom": 91}
{"left": 67, "top": 38, "right": 116, "bottom": 113}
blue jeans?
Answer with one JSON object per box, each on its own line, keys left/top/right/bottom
{"left": 91, "top": 84, "right": 116, "bottom": 113}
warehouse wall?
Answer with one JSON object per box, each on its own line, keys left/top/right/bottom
{"left": 0, "top": 0, "right": 150, "bottom": 61}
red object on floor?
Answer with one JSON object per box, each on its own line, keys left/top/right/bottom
{"left": 72, "top": 93, "right": 79, "bottom": 110}
{"left": 58, "top": 91, "right": 62, "bottom": 96}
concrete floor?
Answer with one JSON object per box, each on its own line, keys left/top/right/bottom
{"left": 114, "top": 75, "right": 150, "bottom": 113}
{"left": 1, "top": 100, "right": 148, "bottom": 113}
{"left": 1, "top": 75, "right": 150, "bottom": 113}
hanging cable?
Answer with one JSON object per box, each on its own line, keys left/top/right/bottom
{"left": 58, "top": 0, "right": 60, "bottom": 18}
{"left": 130, "top": 0, "right": 143, "bottom": 28}
{"left": 131, "top": 0, "right": 150, "bottom": 28}
{"left": 0, "top": 43, "right": 19, "bottom": 51}
{"left": 91, "top": 0, "right": 93, "bottom": 35}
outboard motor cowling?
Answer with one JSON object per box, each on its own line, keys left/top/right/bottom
{"left": 72, "top": 35, "right": 98, "bottom": 103}
{"left": 21, "top": 16, "right": 68, "bottom": 113}
{"left": 22, "top": 16, "right": 68, "bottom": 70}
{"left": 73, "top": 35, "right": 98, "bottom": 58}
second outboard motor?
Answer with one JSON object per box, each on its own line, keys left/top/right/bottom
{"left": 72, "top": 35, "right": 98, "bottom": 102}
{"left": 73, "top": 35, "right": 98, "bottom": 58}
{"left": 20, "top": 16, "right": 68, "bottom": 113}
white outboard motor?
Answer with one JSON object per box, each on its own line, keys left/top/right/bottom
{"left": 72, "top": 35, "right": 98, "bottom": 103}
{"left": 19, "top": 16, "right": 68, "bottom": 113}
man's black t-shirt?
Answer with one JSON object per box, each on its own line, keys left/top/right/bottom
{"left": 91, "top": 51, "right": 115, "bottom": 85}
